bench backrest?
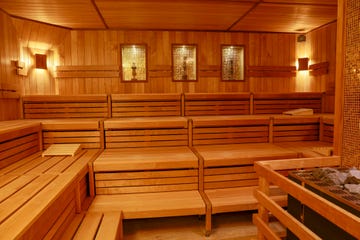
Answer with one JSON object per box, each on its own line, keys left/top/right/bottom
{"left": 0, "top": 122, "right": 41, "bottom": 169}
{"left": 41, "top": 119, "right": 104, "bottom": 149}
{"left": 253, "top": 92, "right": 324, "bottom": 114}
{"left": 184, "top": 93, "right": 251, "bottom": 116}
{"left": 191, "top": 116, "right": 270, "bottom": 146}
{"left": 111, "top": 93, "right": 182, "bottom": 117}
{"left": 104, "top": 117, "right": 189, "bottom": 148}
{"left": 22, "top": 95, "right": 109, "bottom": 119}
{"left": 321, "top": 115, "right": 334, "bottom": 143}
{"left": 272, "top": 116, "right": 320, "bottom": 142}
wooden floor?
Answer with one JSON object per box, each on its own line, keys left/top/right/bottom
{"left": 123, "top": 211, "right": 284, "bottom": 240}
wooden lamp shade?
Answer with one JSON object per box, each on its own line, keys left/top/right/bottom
{"left": 35, "top": 54, "right": 47, "bottom": 69}
{"left": 297, "top": 57, "right": 309, "bottom": 71}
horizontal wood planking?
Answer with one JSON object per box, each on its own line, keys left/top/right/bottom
{"left": 111, "top": 93, "right": 182, "bottom": 117}
{"left": 247, "top": 66, "right": 296, "bottom": 77}
{"left": 184, "top": 93, "right": 251, "bottom": 116}
{"left": 56, "top": 65, "right": 120, "bottom": 78}
{"left": 0, "top": 122, "right": 41, "bottom": 169}
{"left": 88, "top": 191, "right": 206, "bottom": 219}
{"left": 192, "top": 115, "right": 270, "bottom": 146}
{"left": 22, "top": 95, "right": 109, "bottom": 118}
{"left": 253, "top": 92, "right": 323, "bottom": 114}
{"left": 96, "top": 169, "right": 198, "bottom": 195}
{"left": 41, "top": 119, "right": 104, "bottom": 149}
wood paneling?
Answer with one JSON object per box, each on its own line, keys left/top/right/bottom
{"left": 95, "top": 0, "right": 255, "bottom": 31}
{"left": 0, "top": 14, "right": 337, "bottom": 106}
{"left": 305, "top": 22, "right": 337, "bottom": 112}
{"left": 0, "top": 11, "right": 21, "bottom": 120}
{"left": 0, "top": 0, "right": 105, "bottom": 29}
{"left": 11, "top": 17, "right": 70, "bottom": 95}
{"left": 0, "top": 1, "right": 336, "bottom": 33}
{"left": 231, "top": 3, "right": 337, "bottom": 33}
{"left": 248, "top": 33, "right": 297, "bottom": 92}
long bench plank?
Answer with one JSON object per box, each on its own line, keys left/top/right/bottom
{"left": 88, "top": 191, "right": 205, "bottom": 219}
{"left": 111, "top": 93, "right": 182, "bottom": 117}
{"left": 22, "top": 95, "right": 109, "bottom": 119}
{"left": 184, "top": 92, "right": 251, "bottom": 116}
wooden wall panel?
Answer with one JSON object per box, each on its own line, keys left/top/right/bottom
{"left": 306, "top": 22, "right": 337, "bottom": 112}
{"left": 11, "top": 17, "right": 69, "bottom": 95}
{"left": 0, "top": 11, "right": 21, "bottom": 120}
{"left": 248, "top": 33, "right": 297, "bottom": 92}
{"left": 58, "top": 30, "right": 307, "bottom": 95}
{"left": 0, "top": 15, "right": 337, "bottom": 102}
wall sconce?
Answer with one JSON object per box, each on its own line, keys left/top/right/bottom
{"left": 35, "top": 54, "right": 47, "bottom": 69}
{"left": 297, "top": 57, "right": 309, "bottom": 71}
{"left": 15, "top": 60, "right": 27, "bottom": 76}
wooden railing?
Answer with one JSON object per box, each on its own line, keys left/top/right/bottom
{"left": 253, "top": 157, "right": 360, "bottom": 240}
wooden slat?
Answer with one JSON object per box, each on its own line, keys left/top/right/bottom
{"left": 56, "top": 65, "right": 120, "bottom": 78}
{"left": 94, "top": 147, "right": 197, "bottom": 172}
{"left": 73, "top": 212, "right": 103, "bottom": 240}
{"left": 96, "top": 212, "right": 123, "bottom": 240}
{"left": 104, "top": 117, "right": 188, "bottom": 129}
{"left": 111, "top": 94, "right": 182, "bottom": 117}
{"left": 247, "top": 65, "right": 296, "bottom": 77}
{"left": 22, "top": 95, "right": 109, "bottom": 119}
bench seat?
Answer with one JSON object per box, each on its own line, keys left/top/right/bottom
{"left": 0, "top": 148, "right": 101, "bottom": 240}
{"left": 196, "top": 143, "right": 298, "bottom": 168}
{"left": 193, "top": 143, "right": 297, "bottom": 216}
{"left": 88, "top": 191, "right": 205, "bottom": 219}
{"left": 94, "top": 146, "right": 198, "bottom": 172}
{"left": 205, "top": 186, "right": 287, "bottom": 214}
{"left": 274, "top": 141, "right": 333, "bottom": 158}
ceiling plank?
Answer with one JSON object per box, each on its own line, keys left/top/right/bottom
{"left": 95, "top": 0, "right": 256, "bottom": 31}
{"left": 230, "top": 3, "right": 337, "bottom": 33}
{"left": 0, "top": 0, "right": 106, "bottom": 29}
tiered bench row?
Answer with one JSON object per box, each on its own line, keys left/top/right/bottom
{"left": 21, "top": 92, "right": 326, "bottom": 119}
{"left": 0, "top": 92, "right": 334, "bottom": 239}
{"left": 0, "top": 121, "right": 108, "bottom": 240}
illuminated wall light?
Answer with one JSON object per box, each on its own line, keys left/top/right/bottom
{"left": 35, "top": 54, "right": 47, "bottom": 69}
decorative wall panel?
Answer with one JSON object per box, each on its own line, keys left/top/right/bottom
{"left": 342, "top": 0, "right": 360, "bottom": 167}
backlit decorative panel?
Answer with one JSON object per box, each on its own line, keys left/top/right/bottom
{"left": 343, "top": 0, "right": 360, "bottom": 168}
{"left": 221, "top": 45, "right": 245, "bottom": 81}
{"left": 121, "top": 44, "right": 147, "bottom": 82}
{"left": 172, "top": 45, "right": 197, "bottom": 81}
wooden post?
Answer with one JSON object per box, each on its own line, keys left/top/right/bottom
{"left": 257, "top": 176, "right": 270, "bottom": 240}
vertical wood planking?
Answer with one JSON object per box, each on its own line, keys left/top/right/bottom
{"left": 0, "top": 11, "right": 21, "bottom": 120}
{"left": 0, "top": 14, "right": 336, "bottom": 100}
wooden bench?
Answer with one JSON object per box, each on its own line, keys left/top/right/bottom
{"left": 90, "top": 117, "right": 210, "bottom": 234}
{"left": 111, "top": 93, "right": 182, "bottom": 117}
{"left": 0, "top": 121, "right": 102, "bottom": 239}
{"left": 190, "top": 116, "right": 298, "bottom": 217}
{"left": 271, "top": 115, "right": 321, "bottom": 143}
{"left": 22, "top": 95, "right": 109, "bottom": 119}
{"left": 271, "top": 114, "right": 333, "bottom": 157}
{"left": 184, "top": 92, "right": 251, "bottom": 116}
{"left": 61, "top": 211, "right": 123, "bottom": 240}
{"left": 253, "top": 92, "right": 324, "bottom": 114}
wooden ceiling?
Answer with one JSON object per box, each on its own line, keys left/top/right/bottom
{"left": 0, "top": 0, "right": 337, "bottom": 33}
